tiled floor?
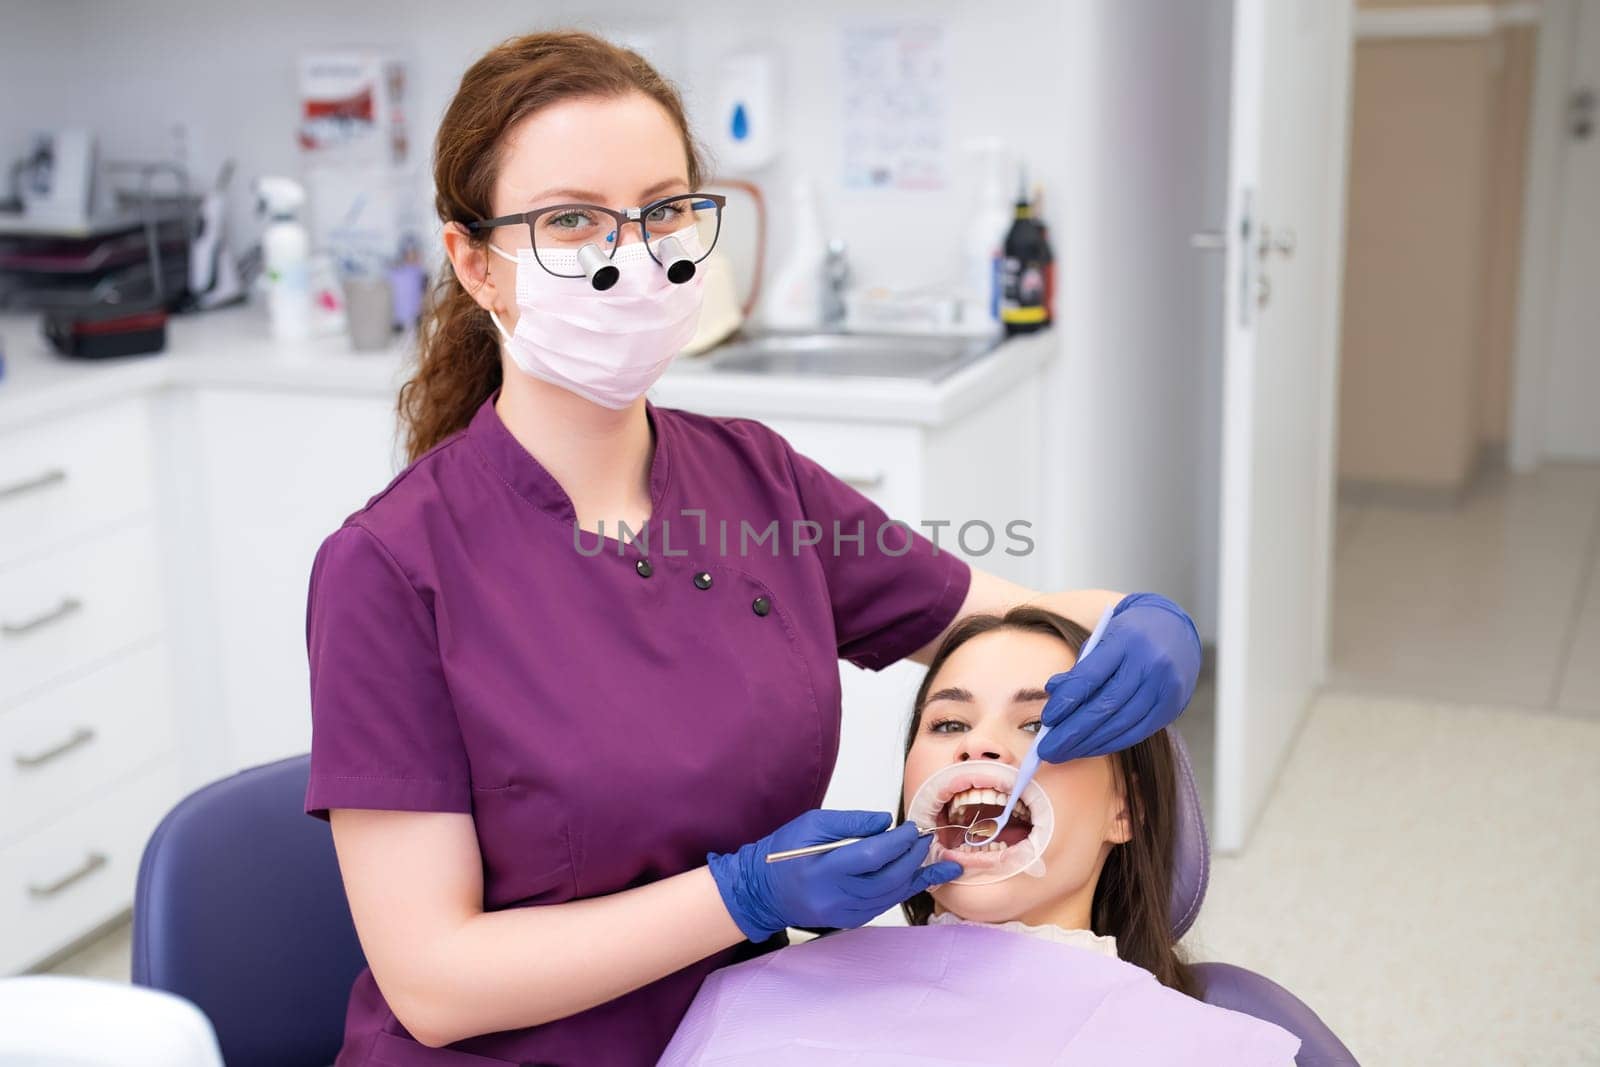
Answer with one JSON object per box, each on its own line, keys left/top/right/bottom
{"left": 1182, "top": 690, "right": 1600, "bottom": 1066}
{"left": 41, "top": 915, "right": 132, "bottom": 983}
{"left": 1330, "top": 463, "right": 1600, "bottom": 715}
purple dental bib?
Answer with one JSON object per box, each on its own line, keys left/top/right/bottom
{"left": 659, "top": 922, "right": 1300, "bottom": 1066}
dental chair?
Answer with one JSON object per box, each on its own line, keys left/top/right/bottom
{"left": 132, "top": 742, "right": 1355, "bottom": 1067}
{"left": 132, "top": 755, "right": 364, "bottom": 1067}
{"left": 1164, "top": 731, "right": 1358, "bottom": 1065}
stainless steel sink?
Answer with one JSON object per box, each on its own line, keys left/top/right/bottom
{"left": 698, "top": 331, "right": 1001, "bottom": 382}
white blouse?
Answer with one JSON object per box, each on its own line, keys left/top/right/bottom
{"left": 926, "top": 911, "right": 1121, "bottom": 959}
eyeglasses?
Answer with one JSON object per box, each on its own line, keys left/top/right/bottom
{"left": 467, "top": 192, "right": 726, "bottom": 282}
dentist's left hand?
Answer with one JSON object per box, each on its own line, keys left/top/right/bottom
{"left": 707, "top": 810, "right": 964, "bottom": 943}
{"left": 1036, "top": 592, "right": 1203, "bottom": 762}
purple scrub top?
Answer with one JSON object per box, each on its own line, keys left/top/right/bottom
{"left": 304, "top": 393, "right": 971, "bottom": 1067}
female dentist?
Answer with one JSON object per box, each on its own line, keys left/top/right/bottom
{"left": 304, "top": 30, "right": 1203, "bottom": 1067}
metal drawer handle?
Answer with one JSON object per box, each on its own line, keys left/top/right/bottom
{"left": 1, "top": 597, "right": 83, "bottom": 637}
{"left": 14, "top": 726, "right": 96, "bottom": 769}
{"left": 27, "top": 851, "right": 108, "bottom": 899}
{"left": 0, "top": 468, "right": 67, "bottom": 502}
{"left": 842, "top": 472, "right": 885, "bottom": 490}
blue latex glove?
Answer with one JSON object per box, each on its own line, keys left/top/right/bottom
{"left": 1037, "top": 592, "right": 1202, "bottom": 762}
{"left": 707, "top": 810, "right": 964, "bottom": 942}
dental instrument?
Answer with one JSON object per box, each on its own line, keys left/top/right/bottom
{"left": 964, "top": 603, "right": 1117, "bottom": 847}
{"left": 764, "top": 817, "right": 984, "bottom": 864}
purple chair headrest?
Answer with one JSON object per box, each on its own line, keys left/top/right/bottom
{"left": 1165, "top": 727, "right": 1210, "bottom": 939}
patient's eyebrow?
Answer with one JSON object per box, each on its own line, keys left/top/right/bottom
{"left": 1013, "top": 687, "right": 1049, "bottom": 703}
{"left": 922, "top": 686, "right": 973, "bottom": 707}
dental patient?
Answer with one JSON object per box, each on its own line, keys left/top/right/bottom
{"left": 659, "top": 607, "right": 1300, "bottom": 1066}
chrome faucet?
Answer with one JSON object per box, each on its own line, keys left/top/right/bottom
{"left": 821, "top": 239, "right": 851, "bottom": 330}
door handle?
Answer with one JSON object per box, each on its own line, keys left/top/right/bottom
{"left": 1259, "top": 226, "right": 1296, "bottom": 259}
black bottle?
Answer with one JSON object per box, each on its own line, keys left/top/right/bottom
{"left": 999, "top": 182, "right": 1054, "bottom": 335}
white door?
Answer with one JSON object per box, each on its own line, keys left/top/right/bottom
{"left": 1212, "top": 0, "right": 1352, "bottom": 851}
{"left": 1542, "top": 3, "right": 1600, "bottom": 460}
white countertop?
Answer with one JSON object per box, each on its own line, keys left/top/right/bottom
{"left": 0, "top": 304, "right": 1055, "bottom": 432}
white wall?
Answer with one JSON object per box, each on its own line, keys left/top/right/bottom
{"left": 1048, "top": 0, "right": 1231, "bottom": 640}
{"left": 1, "top": 0, "right": 1229, "bottom": 634}
{"left": 0, "top": 0, "right": 1076, "bottom": 296}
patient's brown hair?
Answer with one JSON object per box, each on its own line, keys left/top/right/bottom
{"left": 898, "top": 605, "right": 1201, "bottom": 998}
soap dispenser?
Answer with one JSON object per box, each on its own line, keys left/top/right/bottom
{"left": 712, "top": 52, "right": 779, "bottom": 173}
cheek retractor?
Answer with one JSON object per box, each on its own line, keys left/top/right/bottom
{"left": 905, "top": 759, "right": 1054, "bottom": 886}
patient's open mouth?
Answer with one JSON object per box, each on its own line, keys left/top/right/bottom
{"left": 907, "top": 759, "right": 1053, "bottom": 882}
{"left": 940, "top": 788, "right": 1034, "bottom": 851}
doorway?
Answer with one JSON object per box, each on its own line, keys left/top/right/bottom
{"left": 1330, "top": 0, "right": 1600, "bottom": 714}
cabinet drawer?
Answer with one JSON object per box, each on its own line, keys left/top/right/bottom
{"left": 0, "top": 523, "right": 164, "bottom": 706}
{"left": 0, "top": 644, "right": 175, "bottom": 846}
{"left": 0, "top": 753, "right": 179, "bottom": 975}
{"left": 759, "top": 418, "right": 922, "bottom": 520}
{"left": 0, "top": 401, "right": 156, "bottom": 567}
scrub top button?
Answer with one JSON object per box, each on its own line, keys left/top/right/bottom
{"left": 693, "top": 570, "right": 713, "bottom": 590}
{"left": 752, "top": 595, "right": 771, "bottom": 616}
{"left": 635, "top": 559, "right": 653, "bottom": 578}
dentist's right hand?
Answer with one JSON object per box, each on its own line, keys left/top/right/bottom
{"left": 707, "top": 810, "right": 964, "bottom": 942}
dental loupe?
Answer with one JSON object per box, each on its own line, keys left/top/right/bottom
{"left": 575, "top": 243, "right": 620, "bottom": 291}
{"left": 567, "top": 233, "right": 698, "bottom": 290}
{"left": 654, "top": 235, "right": 698, "bottom": 284}
{"left": 906, "top": 759, "right": 1053, "bottom": 886}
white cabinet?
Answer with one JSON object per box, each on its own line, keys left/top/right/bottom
{"left": 0, "top": 398, "right": 181, "bottom": 974}
{"left": 190, "top": 388, "right": 401, "bottom": 772}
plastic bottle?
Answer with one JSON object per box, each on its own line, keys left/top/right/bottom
{"left": 256, "top": 176, "right": 312, "bottom": 342}
{"left": 999, "top": 170, "right": 1054, "bottom": 336}
{"left": 962, "top": 139, "right": 1011, "bottom": 332}
{"left": 762, "top": 175, "right": 826, "bottom": 330}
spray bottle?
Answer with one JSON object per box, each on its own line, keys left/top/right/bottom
{"left": 962, "top": 138, "right": 1011, "bottom": 332}
{"left": 256, "top": 176, "right": 312, "bottom": 341}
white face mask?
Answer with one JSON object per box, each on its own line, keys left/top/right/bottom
{"left": 487, "top": 230, "right": 707, "bottom": 409}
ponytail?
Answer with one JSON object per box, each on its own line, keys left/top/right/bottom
{"left": 399, "top": 266, "right": 502, "bottom": 463}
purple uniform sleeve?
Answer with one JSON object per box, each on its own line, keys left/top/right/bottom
{"left": 780, "top": 441, "right": 972, "bottom": 671}
{"left": 303, "top": 523, "right": 471, "bottom": 821}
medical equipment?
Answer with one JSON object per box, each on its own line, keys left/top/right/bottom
{"left": 576, "top": 242, "right": 619, "bottom": 290}
{"left": 974, "top": 603, "right": 1116, "bottom": 846}
{"left": 905, "top": 758, "right": 1055, "bottom": 886}
{"left": 187, "top": 160, "right": 245, "bottom": 310}
{"left": 764, "top": 815, "right": 985, "bottom": 863}
{"left": 655, "top": 235, "right": 697, "bottom": 283}
{"left": 707, "top": 810, "right": 958, "bottom": 943}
